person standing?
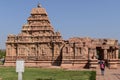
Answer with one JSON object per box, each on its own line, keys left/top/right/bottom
{"left": 99, "top": 60, "right": 105, "bottom": 75}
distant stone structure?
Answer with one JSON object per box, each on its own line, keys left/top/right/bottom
{"left": 5, "top": 4, "right": 119, "bottom": 69}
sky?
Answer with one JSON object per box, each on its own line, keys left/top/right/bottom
{"left": 0, "top": 0, "right": 120, "bottom": 49}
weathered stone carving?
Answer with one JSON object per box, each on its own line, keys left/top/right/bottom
{"left": 5, "top": 4, "right": 119, "bottom": 69}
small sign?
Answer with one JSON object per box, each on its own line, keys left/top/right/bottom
{"left": 16, "top": 60, "right": 24, "bottom": 72}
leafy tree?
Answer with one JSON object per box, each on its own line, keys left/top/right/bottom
{"left": 0, "top": 49, "right": 6, "bottom": 59}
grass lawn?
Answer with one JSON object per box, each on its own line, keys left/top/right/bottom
{"left": 0, "top": 67, "right": 96, "bottom": 80}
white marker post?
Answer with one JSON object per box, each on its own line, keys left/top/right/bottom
{"left": 16, "top": 60, "right": 25, "bottom": 80}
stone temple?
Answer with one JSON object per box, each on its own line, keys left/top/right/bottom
{"left": 5, "top": 4, "right": 119, "bottom": 69}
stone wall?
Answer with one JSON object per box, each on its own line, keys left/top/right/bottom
{"left": 5, "top": 4, "right": 119, "bottom": 69}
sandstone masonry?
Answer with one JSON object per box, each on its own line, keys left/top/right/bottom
{"left": 5, "top": 4, "right": 119, "bottom": 69}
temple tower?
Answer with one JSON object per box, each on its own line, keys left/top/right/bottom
{"left": 5, "top": 4, "right": 63, "bottom": 66}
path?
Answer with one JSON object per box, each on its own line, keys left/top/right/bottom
{"left": 96, "top": 68, "right": 120, "bottom": 80}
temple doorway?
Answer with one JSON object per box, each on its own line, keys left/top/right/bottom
{"left": 96, "top": 47, "right": 104, "bottom": 60}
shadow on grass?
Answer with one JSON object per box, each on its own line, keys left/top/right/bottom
{"left": 89, "top": 71, "right": 96, "bottom": 80}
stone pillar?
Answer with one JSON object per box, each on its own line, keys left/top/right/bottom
{"left": 111, "top": 50, "right": 116, "bottom": 59}
{"left": 108, "top": 51, "right": 110, "bottom": 60}
{"left": 89, "top": 48, "right": 98, "bottom": 69}
{"left": 18, "top": 47, "right": 19, "bottom": 56}
{"left": 52, "top": 41, "right": 55, "bottom": 63}
{"left": 104, "top": 49, "right": 107, "bottom": 60}
{"left": 89, "top": 48, "right": 92, "bottom": 59}
{"left": 73, "top": 43, "right": 76, "bottom": 59}
{"left": 36, "top": 43, "right": 39, "bottom": 60}
{"left": 112, "top": 50, "right": 115, "bottom": 59}
{"left": 93, "top": 49, "right": 97, "bottom": 59}
{"left": 108, "top": 48, "right": 119, "bottom": 69}
{"left": 11, "top": 47, "right": 13, "bottom": 57}
{"left": 115, "top": 49, "right": 119, "bottom": 59}
{"left": 102, "top": 45, "right": 109, "bottom": 60}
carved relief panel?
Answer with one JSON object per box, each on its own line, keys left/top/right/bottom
{"left": 62, "top": 44, "right": 73, "bottom": 59}
{"left": 81, "top": 46, "right": 88, "bottom": 59}
{"left": 38, "top": 44, "right": 52, "bottom": 60}
{"left": 54, "top": 44, "right": 60, "bottom": 56}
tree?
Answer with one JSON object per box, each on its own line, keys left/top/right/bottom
{"left": 0, "top": 49, "right": 6, "bottom": 59}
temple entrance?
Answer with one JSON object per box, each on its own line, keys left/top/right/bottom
{"left": 96, "top": 47, "right": 104, "bottom": 60}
